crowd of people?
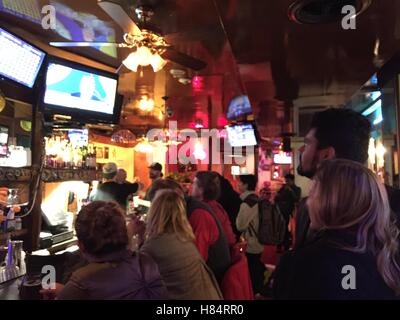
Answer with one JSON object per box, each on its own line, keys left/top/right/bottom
{"left": 40, "top": 108, "right": 400, "bottom": 300}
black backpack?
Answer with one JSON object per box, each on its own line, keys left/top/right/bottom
{"left": 243, "top": 194, "right": 286, "bottom": 246}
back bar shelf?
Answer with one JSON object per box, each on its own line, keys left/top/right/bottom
{"left": 41, "top": 168, "right": 102, "bottom": 183}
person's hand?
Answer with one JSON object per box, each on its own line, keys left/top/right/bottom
{"left": 0, "top": 187, "right": 8, "bottom": 206}
{"left": 39, "top": 283, "right": 65, "bottom": 300}
{"left": 137, "top": 182, "right": 144, "bottom": 191}
{"left": 126, "top": 215, "right": 146, "bottom": 239}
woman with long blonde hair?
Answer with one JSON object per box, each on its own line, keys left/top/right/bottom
{"left": 140, "top": 189, "right": 223, "bottom": 300}
{"left": 274, "top": 159, "right": 400, "bottom": 299}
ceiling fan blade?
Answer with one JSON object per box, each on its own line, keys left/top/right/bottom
{"left": 98, "top": 0, "right": 141, "bottom": 36}
{"left": 161, "top": 48, "right": 207, "bottom": 71}
{"left": 50, "top": 41, "right": 124, "bottom": 47}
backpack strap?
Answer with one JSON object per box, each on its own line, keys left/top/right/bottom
{"left": 248, "top": 221, "right": 258, "bottom": 237}
{"left": 243, "top": 193, "right": 259, "bottom": 207}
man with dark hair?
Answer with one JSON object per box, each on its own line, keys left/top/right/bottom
{"left": 275, "top": 173, "right": 301, "bottom": 251}
{"left": 236, "top": 174, "right": 266, "bottom": 295}
{"left": 297, "top": 108, "right": 371, "bottom": 178}
{"left": 295, "top": 108, "right": 400, "bottom": 248}
{"left": 148, "top": 177, "right": 231, "bottom": 283}
{"left": 115, "top": 168, "right": 128, "bottom": 184}
{"left": 237, "top": 174, "right": 258, "bottom": 191}
{"left": 144, "top": 162, "right": 164, "bottom": 201}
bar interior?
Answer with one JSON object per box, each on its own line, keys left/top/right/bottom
{"left": 0, "top": 0, "right": 400, "bottom": 301}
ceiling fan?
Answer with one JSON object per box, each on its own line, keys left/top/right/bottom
{"left": 49, "top": 0, "right": 207, "bottom": 72}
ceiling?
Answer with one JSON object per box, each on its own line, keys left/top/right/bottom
{"left": 1, "top": 0, "right": 400, "bottom": 140}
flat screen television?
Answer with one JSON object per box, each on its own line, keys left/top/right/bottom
{"left": 0, "top": 26, "right": 46, "bottom": 88}
{"left": 42, "top": 57, "right": 121, "bottom": 124}
{"left": 68, "top": 129, "right": 88, "bottom": 148}
{"left": 226, "top": 123, "right": 258, "bottom": 147}
{"left": 227, "top": 95, "right": 252, "bottom": 120}
{"left": 273, "top": 152, "right": 292, "bottom": 165}
{"left": 0, "top": 125, "right": 8, "bottom": 157}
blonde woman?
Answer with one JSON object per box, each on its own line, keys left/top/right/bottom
{"left": 274, "top": 159, "right": 400, "bottom": 300}
{"left": 140, "top": 189, "right": 223, "bottom": 300}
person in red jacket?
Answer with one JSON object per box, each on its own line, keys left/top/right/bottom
{"left": 191, "top": 171, "right": 237, "bottom": 248}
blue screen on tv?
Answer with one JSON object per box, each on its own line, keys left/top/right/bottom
{"left": 0, "top": 27, "right": 45, "bottom": 88}
{"left": 227, "top": 123, "right": 257, "bottom": 147}
{"left": 227, "top": 95, "right": 252, "bottom": 120}
{"left": 44, "top": 62, "right": 118, "bottom": 115}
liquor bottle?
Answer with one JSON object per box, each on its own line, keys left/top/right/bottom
{"left": 68, "top": 143, "right": 74, "bottom": 169}
{"left": 6, "top": 207, "right": 15, "bottom": 232}
{"left": 92, "top": 146, "right": 97, "bottom": 169}
{"left": 15, "top": 217, "right": 22, "bottom": 231}
{"left": 87, "top": 146, "right": 93, "bottom": 169}
{"left": 82, "top": 146, "right": 88, "bottom": 169}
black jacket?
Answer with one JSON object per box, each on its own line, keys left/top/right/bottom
{"left": 273, "top": 229, "right": 398, "bottom": 300}
{"left": 185, "top": 196, "right": 231, "bottom": 283}
{"left": 90, "top": 181, "right": 139, "bottom": 209}
{"left": 295, "top": 185, "right": 400, "bottom": 249}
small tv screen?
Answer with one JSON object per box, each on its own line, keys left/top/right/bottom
{"left": 273, "top": 152, "right": 292, "bottom": 165}
{"left": 68, "top": 129, "right": 88, "bottom": 148}
{"left": 0, "top": 26, "right": 46, "bottom": 88}
{"left": 227, "top": 95, "right": 252, "bottom": 120}
{"left": 0, "top": 126, "right": 8, "bottom": 157}
{"left": 42, "top": 58, "right": 120, "bottom": 124}
{"left": 226, "top": 123, "right": 258, "bottom": 147}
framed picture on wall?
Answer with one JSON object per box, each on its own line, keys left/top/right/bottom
{"left": 96, "top": 147, "right": 104, "bottom": 159}
{"left": 104, "top": 147, "right": 109, "bottom": 159}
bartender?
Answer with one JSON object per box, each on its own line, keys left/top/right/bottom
{"left": 144, "top": 162, "right": 163, "bottom": 201}
{"left": 89, "top": 163, "right": 139, "bottom": 209}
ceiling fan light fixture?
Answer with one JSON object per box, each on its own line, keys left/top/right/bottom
{"left": 150, "top": 53, "right": 167, "bottom": 72}
{"left": 136, "top": 45, "right": 153, "bottom": 66}
{"left": 123, "top": 52, "right": 140, "bottom": 72}
{"left": 123, "top": 46, "right": 167, "bottom": 72}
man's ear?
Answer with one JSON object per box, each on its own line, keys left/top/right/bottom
{"left": 77, "top": 240, "right": 85, "bottom": 253}
{"left": 318, "top": 146, "right": 336, "bottom": 161}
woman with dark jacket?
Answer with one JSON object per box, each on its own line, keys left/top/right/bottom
{"left": 273, "top": 159, "right": 400, "bottom": 300}
{"left": 41, "top": 201, "right": 167, "bottom": 300}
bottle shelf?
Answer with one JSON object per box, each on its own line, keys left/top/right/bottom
{"left": 0, "top": 167, "right": 32, "bottom": 182}
{"left": 41, "top": 168, "right": 102, "bottom": 182}
{"left": 0, "top": 229, "right": 28, "bottom": 241}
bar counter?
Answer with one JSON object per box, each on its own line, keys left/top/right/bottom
{"left": 0, "top": 277, "right": 22, "bottom": 300}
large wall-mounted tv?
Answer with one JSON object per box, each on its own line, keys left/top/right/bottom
{"left": 227, "top": 95, "right": 252, "bottom": 120}
{"left": 42, "top": 57, "right": 121, "bottom": 124}
{"left": 0, "top": 26, "right": 46, "bottom": 88}
{"left": 226, "top": 123, "right": 258, "bottom": 147}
